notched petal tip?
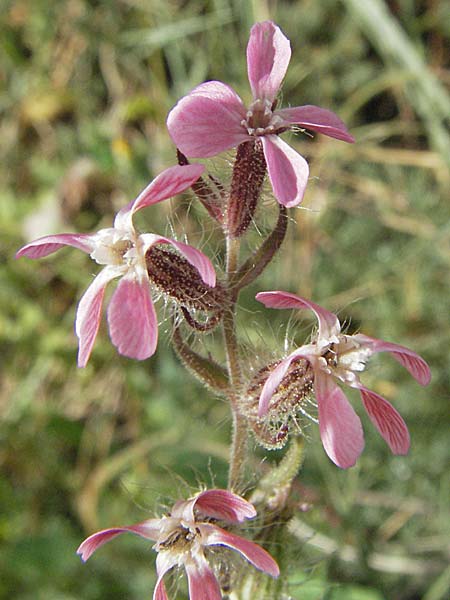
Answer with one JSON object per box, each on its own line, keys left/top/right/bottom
{"left": 247, "top": 21, "right": 291, "bottom": 102}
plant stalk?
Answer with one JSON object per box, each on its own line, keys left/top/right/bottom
{"left": 224, "top": 236, "right": 248, "bottom": 492}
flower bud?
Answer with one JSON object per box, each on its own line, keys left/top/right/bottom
{"left": 227, "top": 140, "right": 266, "bottom": 238}
{"left": 146, "top": 245, "right": 227, "bottom": 330}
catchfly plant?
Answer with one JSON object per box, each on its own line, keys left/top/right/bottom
{"left": 16, "top": 165, "right": 215, "bottom": 367}
{"left": 77, "top": 489, "right": 279, "bottom": 600}
{"left": 167, "top": 21, "right": 354, "bottom": 207}
{"left": 256, "top": 291, "right": 431, "bottom": 468}
{"left": 14, "top": 17, "right": 432, "bottom": 600}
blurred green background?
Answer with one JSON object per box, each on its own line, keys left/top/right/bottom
{"left": 1, "top": 1, "right": 449, "bottom": 599}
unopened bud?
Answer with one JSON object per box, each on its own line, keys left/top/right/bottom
{"left": 227, "top": 140, "right": 266, "bottom": 238}
{"left": 146, "top": 245, "right": 227, "bottom": 330}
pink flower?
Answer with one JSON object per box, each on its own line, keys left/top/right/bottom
{"left": 16, "top": 165, "right": 216, "bottom": 367}
{"left": 77, "top": 489, "right": 279, "bottom": 600}
{"left": 256, "top": 291, "right": 431, "bottom": 468}
{"left": 167, "top": 21, "right": 354, "bottom": 208}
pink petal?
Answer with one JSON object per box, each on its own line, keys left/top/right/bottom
{"left": 353, "top": 334, "right": 431, "bottom": 386}
{"left": 193, "top": 489, "right": 256, "bottom": 523}
{"left": 154, "top": 552, "right": 177, "bottom": 600}
{"left": 107, "top": 274, "right": 158, "bottom": 360}
{"left": 16, "top": 233, "right": 94, "bottom": 259}
{"left": 277, "top": 105, "right": 355, "bottom": 143}
{"left": 75, "top": 266, "right": 121, "bottom": 367}
{"left": 170, "top": 498, "right": 195, "bottom": 521}
{"left": 153, "top": 579, "right": 169, "bottom": 600}
{"left": 184, "top": 555, "right": 222, "bottom": 600}
{"left": 261, "top": 135, "right": 309, "bottom": 207}
{"left": 113, "top": 165, "right": 205, "bottom": 231}
{"left": 131, "top": 164, "right": 205, "bottom": 213}
{"left": 258, "top": 351, "right": 308, "bottom": 416}
{"left": 316, "top": 372, "right": 364, "bottom": 468}
{"left": 167, "top": 81, "right": 249, "bottom": 157}
{"left": 77, "top": 520, "right": 160, "bottom": 562}
{"left": 256, "top": 291, "right": 341, "bottom": 341}
{"left": 200, "top": 524, "right": 280, "bottom": 578}
{"left": 247, "top": 21, "right": 291, "bottom": 102}
{"left": 359, "top": 386, "right": 410, "bottom": 454}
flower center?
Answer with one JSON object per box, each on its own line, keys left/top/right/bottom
{"left": 241, "top": 99, "right": 284, "bottom": 136}
{"left": 156, "top": 522, "right": 199, "bottom": 553}
{"left": 320, "top": 337, "right": 372, "bottom": 384}
{"left": 90, "top": 228, "right": 136, "bottom": 267}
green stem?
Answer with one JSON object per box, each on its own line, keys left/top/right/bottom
{"left": 250, "top": 437, "right": 305, "bottom": 509}
{"left": 224, "top": 236, "right": 248, "bottom": 492}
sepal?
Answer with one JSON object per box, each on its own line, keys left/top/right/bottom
{"left": 172, "top": 326, "right": 229, "bottom": 392}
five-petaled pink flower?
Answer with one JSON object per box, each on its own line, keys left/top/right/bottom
{"left": 256, "top": 291, "right": 431, "bottom": 468}
{"left": 167, "top": 21, "right": 354, "bottom": 208}
{"left": 77, "top": 489, "right": 279, "bottom": 600}
{"left": 16, "top": 165, "right": 215, "bottom": 367}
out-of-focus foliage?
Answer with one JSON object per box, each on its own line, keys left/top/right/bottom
{"left": 1, "top": 1, "right": 449, "bottom": 599}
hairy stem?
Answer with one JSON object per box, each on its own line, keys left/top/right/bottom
{"left": 231, "top": 204, "right": 288, "bottom": 291}
{"left": 224, "top": 236, "right": 248, "bottom": 492}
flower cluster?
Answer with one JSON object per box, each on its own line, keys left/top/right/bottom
{"left": 15, "top": 19, "right": 431, "bottom": 600}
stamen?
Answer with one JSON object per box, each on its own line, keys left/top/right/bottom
{"left": 242, "top": 98, "right": 284, "bottom": 137}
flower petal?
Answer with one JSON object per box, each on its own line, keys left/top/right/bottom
{"left": 77, "top": 519, "right": 160, "bottom": 562}
{"left": 261, "top": 135, "right": 309, "bottom": 207}
{"left": 256, "top": 291, "right": 341, "bottom": 342}
{"left": 352, "top": 334, "right": 431, "bottom": 386}
{"left": 131, "top": 164, "right": 205, "bottom": 214}
{"left": 16, "top": 233, "right": 94, "bottom": 259}
{"left": 184, "top": 554, "right": 222, "bottom": 600}
{"left": 316, "top": 372, "right": 364, "bottom": 468}
{"left": 277, "top": 105, "right": 355, "bottom": 143}
{"left": 200, "top": 524, "right": 280, "bottom": 578}
{"left": 75, "top": 266, "right": 121, "bottom": 367}
{"left": 154, "top": 552, "right": 177, "bottom": 600}
{"left": 167, "top": 81, "right": 249, "bottom": 157}
{"left": 359, "top": 386, "right": 410, "bottom": 454}
{"left": 193, "top": 489, "right": 256, "bottom": 523}
{"left": 107, "top": 273, "right": 158, "bottom": 360}
{"left": 153, "top": 578, "right": 169, "bottom": 600}
{"left": 247, "top": 21, "right": 291, "bottom": 102}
